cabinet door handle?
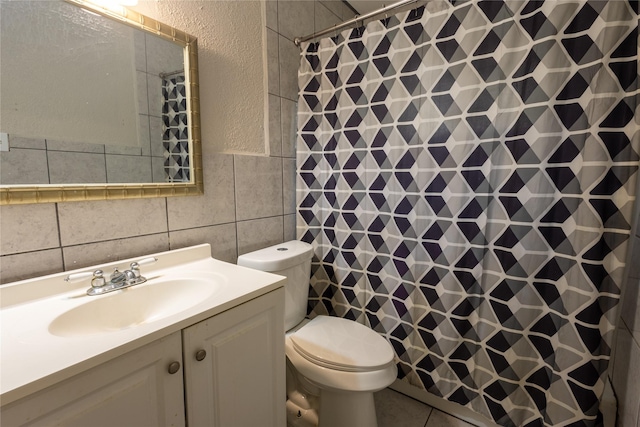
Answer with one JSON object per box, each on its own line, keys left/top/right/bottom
{"left": 195, "top": 350, "right": 207, "bottom": 361}
{"left": 168, "top": 361, "right": 181, "bottom": 374}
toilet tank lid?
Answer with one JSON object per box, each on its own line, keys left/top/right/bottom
{"left": 237, "top": 240, "right": 313, "bottom": 272}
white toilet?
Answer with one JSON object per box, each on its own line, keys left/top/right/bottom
{"left": 237, "top": 240, "right": 397, "bottom": 427}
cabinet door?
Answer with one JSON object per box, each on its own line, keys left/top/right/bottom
{"left": 2, "top": 332, "right": 185, "bottom": 427}
{"left": 183, "top": 289, "right": 285, "bottom": 427}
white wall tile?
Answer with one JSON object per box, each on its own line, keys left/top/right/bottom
{"left": 134, "top": 30, "right": 147, "bottom": 72}
{"left": 62, "top": 233, "right": 169, "bottom": 271}
{"left": 283, "top": 158, "right": 296, "bottom": 215}
{"left": 144, "top": 33, "right": 184, "bottom": 77}
{"left": 278, "top": 34, "right": 300, "bottom": 101}
{"left": 269, "top": 94, "right": 283, "bottom": 156}
{"left": 0, "top": 204, "right": 60, "bottom": 255}
{"left": 613, "top": 326, "right": 640, "bottom": 427}
{"left": 281, "top": 97, "right": 298, "bottom": 157}
{"left": 169, "top": 223, "right": 237, "bottom": 264}
{"left": 315, "top": 1, "right": 341, "bottom": 33}
{"left": 136, "top": 71, "right": 149, "bottom": 116}
{"left": 234, "top": 155, "right": 283, "bottom": 221}
{"left": 237, "top": 216, "right": 284, "bottom": 256}
{"left": 316, "top": 0, "right": 355, "bottom": 20}
{"left": 106, "top": 154, "right": 153, "bottom": 183}
{"left": 139, "top": 114, "right": 152, "bottom": 156}
{"left": 48, "top": 152, "right": 107, "bottom": 184}
{"left": 277, "top": 0, "right": 314, "bottom": 42}
{"left": 626, "top": 236, "right": 640, "bottom": 279}
{"left": 620, "top": 232, "right": 640, "bottom": 345}
{"left": 57, "top": 198, "right": 168, "bottom": 246}
{"left": 612, "top": 167, "right": 640, "bottom": 426}
{"left": 265, "top": 0, "right": 278, "bottom": 32}
{"left": 104, "top": 143, "right": 142, "bottom": 156}
{"left": 46, "top": 139, "right": 104, "bottom": 153}
{"left": 152, "top": 156, "right": 166, "bottom": 183}
{"left": 284, "top": 214, "right": 296, "bottom": 242}
{"left": 9, "top": 136, "right": 46, "bottom": 149}
{"left": 147, "top": 75, "right": 163, "bottom": 118}
{"left": 621, "top": 234, "right": 640, "bottom": 346}
{"left": 621, "top": 276, "right": 640, "bottom": 341}
{"left": 0, "top": 149, "right": 49, "bottom": 185}
{"left": 0, "top": 249, "right": 64, "bottom": 285}
{"left": 167, "top": 152, "right": 235, "bottom": 230}
{"left": 267, "top": 29, "right": 280, "bottom": 95}
{"left": 149, "top": 116, "right": 165, "bottom": 157}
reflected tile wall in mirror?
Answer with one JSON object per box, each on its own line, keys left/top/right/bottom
{"left": 0, "top": 1, "right": 188, "bottom": 186}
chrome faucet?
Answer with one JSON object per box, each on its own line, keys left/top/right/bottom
{"left": 65, "top": 257, "right": 157, "bottom": 296}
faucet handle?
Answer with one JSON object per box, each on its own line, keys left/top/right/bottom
{"left": 134, "top": 257, "right": 158, "bottom": 267}
{"left": 65, "top": 270, "right": 101, "bottom": 283}
{"left": 91, "top": 270, "right": 106, "bottom": 288}
{"left": 129, "top": 262, "right": 141, "bottom": 278}
{"left": 130, "top": 257, "right": 157, "bottom": 278}
{"left": 65, "top": 269, "right": 106, "bottom": 290}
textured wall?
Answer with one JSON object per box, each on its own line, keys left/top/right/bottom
{"left": 132, "top": 1, "right": 266, "bottom": 154}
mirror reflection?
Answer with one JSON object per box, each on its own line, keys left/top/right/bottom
{"left": 0, "top": 0, "right": 191, "bottom": 185}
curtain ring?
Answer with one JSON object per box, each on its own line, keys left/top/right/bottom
{"left": 353, "top": 14, "right": 361, "bottom": 37}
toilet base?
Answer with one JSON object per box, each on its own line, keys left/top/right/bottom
{"left": 318, "top": 390, "right": 378, "bottom": 427}
{"left": 286, "top": 398, "right": 319, "bottom": 427}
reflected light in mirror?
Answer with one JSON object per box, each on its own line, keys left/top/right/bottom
{"left": 93, "top": 0, "right": 138, "bottom": 7}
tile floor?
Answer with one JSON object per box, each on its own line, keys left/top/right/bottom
{"left": 375, "top": 388, "right": 476, "bottom": 427}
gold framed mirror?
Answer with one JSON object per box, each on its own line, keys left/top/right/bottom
{"left": 0, "top": 0, "right": 203, "bottom": 205}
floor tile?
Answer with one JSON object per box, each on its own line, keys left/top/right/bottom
{"left": 375, "top": 388, "right": 432, "bottom": 427}
{"left": 426, "top": 409, "right": 476, "bottom": 427}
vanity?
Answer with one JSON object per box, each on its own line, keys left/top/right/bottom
{"left": 0, "top": 244, "right": 286, "bottom": 426}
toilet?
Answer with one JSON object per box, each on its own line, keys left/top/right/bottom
{"left": 237, "top": 240, "right": 397, "bottom": 427}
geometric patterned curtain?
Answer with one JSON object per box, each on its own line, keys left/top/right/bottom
{"left": 162, "top": 73, "right": 190, "bottom": 182}
{"left": 296, "top": 2, "right": 639, "bottom": 426}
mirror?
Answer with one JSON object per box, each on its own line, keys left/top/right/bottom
{"left": 0, "top": 0, "right": 203, "bottom": 205}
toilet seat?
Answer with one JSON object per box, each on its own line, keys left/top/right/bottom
{"left": 290, "top": 316, "right": 394, "bottom": 372}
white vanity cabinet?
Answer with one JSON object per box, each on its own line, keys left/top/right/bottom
{"left": 1, "top": 332, "right": 186, "bottom": 427}
{"left": 182, "top": 288, "right": 286, "bottom": 427}
{"left": 2, "top": 290, "right": 285, "bottom": 427}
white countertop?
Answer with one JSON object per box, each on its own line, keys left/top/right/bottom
{"left": 0, "top": 244, "right": 285, "bottom": 406}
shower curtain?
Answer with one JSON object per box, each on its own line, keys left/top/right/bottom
{"left": 296, "top": 1, "right": 639, "bottom": 426}
{"left": 162, "top": 73, "right": 190, "bottom": 182}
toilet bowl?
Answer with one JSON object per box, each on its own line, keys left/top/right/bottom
{"left": 237, "top": 241, "right": 397, "bottom": 427}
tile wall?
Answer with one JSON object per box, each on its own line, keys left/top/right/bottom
{"left": 0, "top": 0, "right": 354, "bottom": 284}
{"left": 0, "top": 133, "right": 164, "bottom": 186}
{"left": 611, "top": 173, "right": 640, "bottom": 426}
{"left": 0, "top": 31, "right": 178, "bottom": 186}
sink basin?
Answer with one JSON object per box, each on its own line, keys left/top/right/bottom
{"left": 49, "top": 278, "right": 219, "bottom": 337}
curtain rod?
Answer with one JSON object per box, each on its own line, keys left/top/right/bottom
{"left": 294, "top": 0, "right": 419, "bottom": 46}
{"left": 159, "top": 69, "right": 184, "bottom": 79}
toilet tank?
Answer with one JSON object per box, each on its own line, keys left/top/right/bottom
{"left": 237, "top": 241, "right": 313, "bottom": 330}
